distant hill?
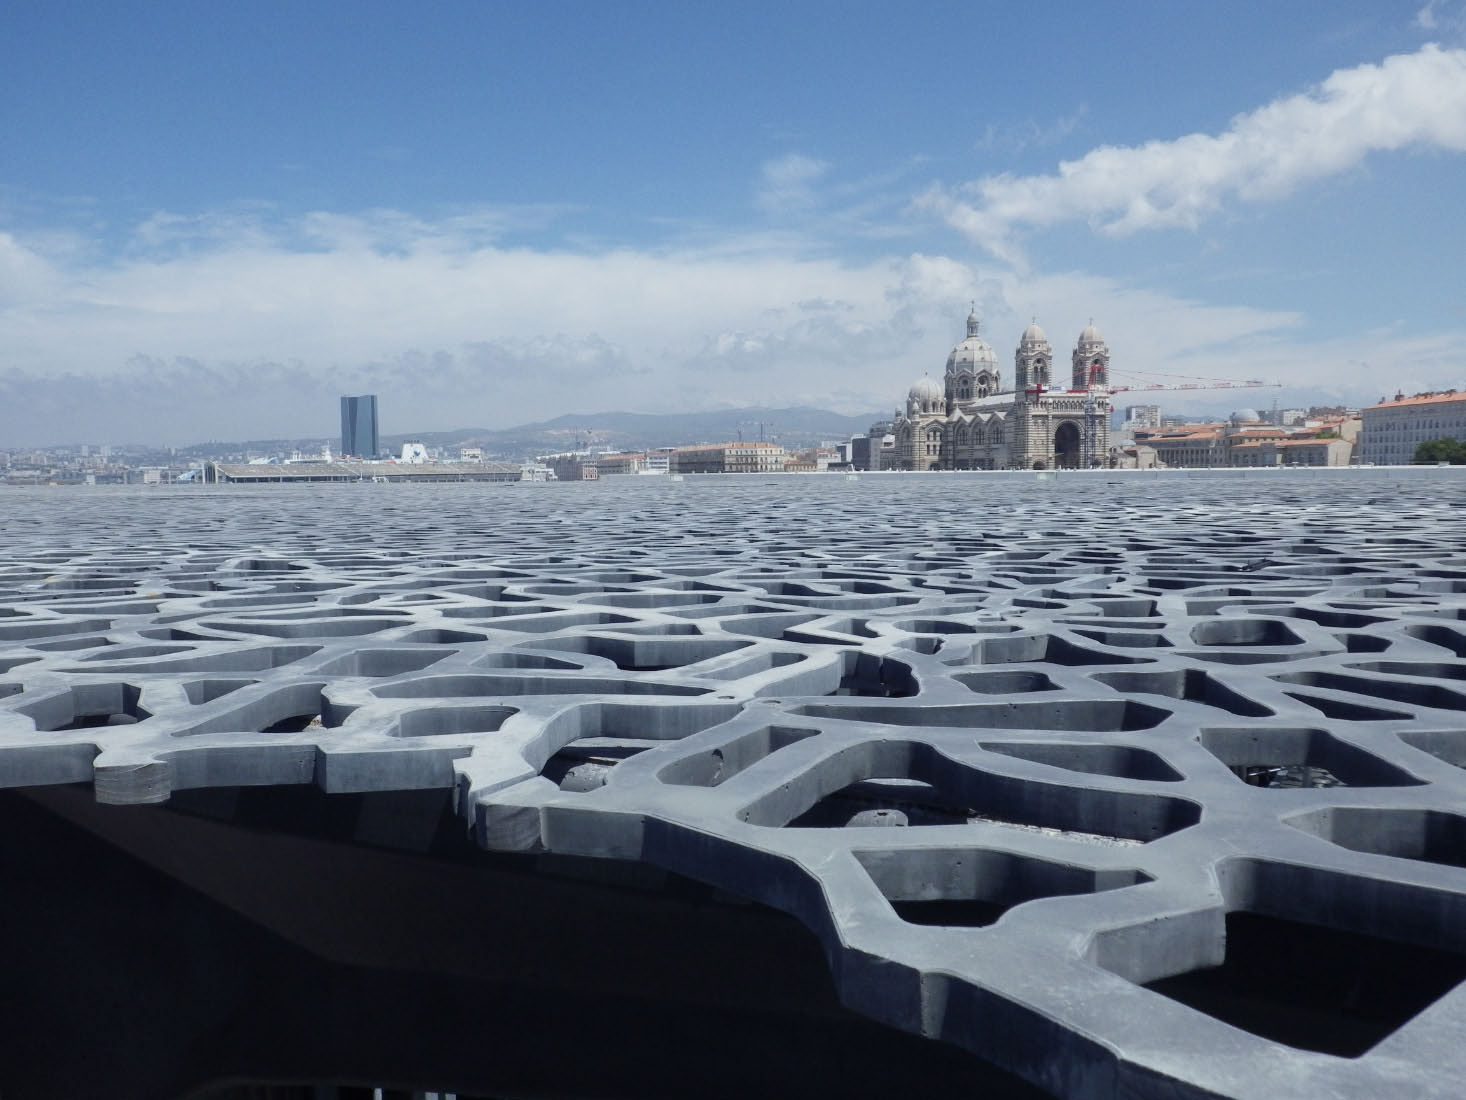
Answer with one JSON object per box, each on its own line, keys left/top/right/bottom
{"left": 379, "top": 406, "right": 886, "bottom": 459}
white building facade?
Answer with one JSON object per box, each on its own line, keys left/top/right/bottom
{"left": 1358, "top": 392, "right": 1466, "bottom": 464}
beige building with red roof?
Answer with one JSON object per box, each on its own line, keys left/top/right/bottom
{"left": 1132, "top": 415, "right": 1360, "bottom": 468}
{"left": 670, "top": 441, "right": 787, "bottom": 474}
{"left": 1132, "top": 424, "right": 1228, "bottom": 468}
{"left": 1229, "top": 436, "right": 1353, "bottom": 467}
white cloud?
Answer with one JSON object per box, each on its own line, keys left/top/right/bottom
{"left": 918, "top": 45, "right": 1466, "bottom": 264}
{"left": 1415, "top": 0, "right": 1466, "bottom": 38}
{"left": 0, "top": 206, "right": 1459, "bottom": 446}
{"left": 757, "top": 153, "right": 829, "bottom": 214}
{"left": 976, "top": 106, "right": 1089, "bottom": 154}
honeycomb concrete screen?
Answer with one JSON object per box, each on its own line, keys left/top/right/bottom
{"left": 3, "top": 469, "right": 1466, "bottom": 1098}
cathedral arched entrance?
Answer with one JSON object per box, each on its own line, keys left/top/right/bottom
{"left": 1054, "top": 421, "right": 1081, "bottom": 469}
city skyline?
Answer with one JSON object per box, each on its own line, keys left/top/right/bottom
{"left": 2, "top": 2, "right": 1465, "bottom": 445}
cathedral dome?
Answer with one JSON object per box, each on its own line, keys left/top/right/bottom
{"left": 946, "top": 308, "right": 999, "bottom": 375}
{"left": 908, "top": 375, "right": 944, "bottom": 404}
{"left": 1078, "top": 322, "right": 1104, "bottom": 345}
{"left": 947, "top": 337, "right": 998, "bottom": 372}
{"left": 1021, "top": 321, "right": 1048, "bottom": 345}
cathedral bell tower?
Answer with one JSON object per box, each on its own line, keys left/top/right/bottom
{"left": 1072, "top": 321, "right": 1110, "bottom": 390}
{"left": 1014, "top": 321, "right": 1052, "bottom": 396}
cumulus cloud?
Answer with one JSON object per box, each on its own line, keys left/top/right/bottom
{"left": 0, "top": 203, "right": 1455, "bottom": 447}
{"left": 0, "top": 210, "right": 935, "bottom": 442}
{"left": 918, "top": 44, "right": 1466, "bottom": 264}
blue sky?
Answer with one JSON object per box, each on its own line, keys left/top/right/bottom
{"left": 2, "top": 1, "right": 1465, "bottom": 445}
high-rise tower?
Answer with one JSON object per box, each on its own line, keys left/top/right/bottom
{"left": 340, "top": 395, "right": 379, "bottom": 459}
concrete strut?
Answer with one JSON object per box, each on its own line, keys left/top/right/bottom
{"left": 2, "top": 469, "right": 1466, "bottom": 1098}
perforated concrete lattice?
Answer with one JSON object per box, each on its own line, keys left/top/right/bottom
{"left": 4, "top": 470, "right": 1466, "bottom": 1098}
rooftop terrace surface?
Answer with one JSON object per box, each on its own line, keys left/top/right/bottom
{"left": 3, "top": 468, "right": 1466, "bottom": 1098}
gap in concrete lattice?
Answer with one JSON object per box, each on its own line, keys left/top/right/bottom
{"left": 968, "top": 633, "right": 1152, "bottom": 667}
{"left": 533, "top": 634, "right": 750, "bottom": 672}
{"left": 1198, "top": 728, "right": 1423, "bottom": 788}
{"left": 791, "top": 699, "right": 1173, "bottom": 733}
{"left": 1332, "top": 632, "right": 1392, "bottom": 653}
{"left": 1143, "top": 911, "right": 1466, "bottom": 1057}
{"left": 1281, "top": 690, "right": 1415, "bottom": 722}
{"left": 1189, "top": 618, "right": 1305, "bottom": 647}
{"left": 1071, "top": 627, "right": 1173, "bottom": 649}
{"left": 955, "top": 670, "right": 1057, "bottom": 695}
{"left": 1403, "top": 623, "right": 1466, "bottom": 658}
{"left": 829, "top": 653, "right": 917, "bottom": 698}
{"left": 182, "top": 679, "right": 258, "bottom": 705}
{"left": 391, "top": 705, "right": 519, "bottom": 738}
{"left": 658, "top": 725, "right": 820, "bottom": 788}
{"left": 740, "top": 740, "right": 1198, "bottom": 841}
{"left": 541, "top": 740, "right": 655, "bottom": 791}
{"left": 16, "top": 682, "right": 151, "bottom": 731}
{"left": 1397, "top": 729, "right": 1466, "bottom": 769}
{"left": 855, "top": 847, "right": 1152, "bottom": 928}
{"left": 1092, "top": 669, "right": 1274, "bottom": 718}
{"left": 1348, "top": 660, "right": 1466, "bottom": 683}
{"left": 1273, "top": 670, "right": 1466, "bottom": 712}
{"left": 314, "top": 647, "right": 457, "bottom": 677}
{"left": 1284, "top": 806, "right": 1466, "bottom": 869}
{"left": 979, "top": 741, "right": 1182, "bottom": 782}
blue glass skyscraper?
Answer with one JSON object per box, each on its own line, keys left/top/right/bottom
{"left": 340, "top": 394, "right": 379, "bottom": 459}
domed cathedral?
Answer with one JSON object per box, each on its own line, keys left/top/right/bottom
{"left": 881, "top": 309, "right": 1113, "bottom": 470}
{"left": 946, "top": 308, "right": 1001, "bottom": 401}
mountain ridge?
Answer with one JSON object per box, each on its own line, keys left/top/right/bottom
{"left": 163, "top": 406, "right": 888, "bottom": 459}
{"left": 380, "top": 406, "right": 887, "bottom": 457}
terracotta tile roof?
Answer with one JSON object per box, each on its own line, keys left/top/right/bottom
{"left": 1371, "top": 392, "right": 1466, "bottom": 409}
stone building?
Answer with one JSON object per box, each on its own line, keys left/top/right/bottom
{"left": 880, "top": 311, "right": 1113, "bottom": 470}
{"left": 1132, "top": 413, "right": 1360, "bottom": 468}
{"left": 1133, "top": 424, "right": 1228, "bottom": 468}
{"left": 542, "top": 453, "right": 600, "bottom": 481}
{"left": 1228, "top": 436, "right": 1354, "bottom": 467}
{"left": 1358, "top": 391, "right": 1466, "bottom": 464}
{"left": 670, "top": 442, "right": 787, "bottom": 474}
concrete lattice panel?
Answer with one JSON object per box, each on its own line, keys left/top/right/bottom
{"left": 3, "top": 471, "right": 1466, "bottom": 1098}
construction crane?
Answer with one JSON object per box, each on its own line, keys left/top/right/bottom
{"left": 1103, "top": 368, "right": 1282, "bottom": 395}
{"left": 736, "top": 419, "right": 774, "bottom": 444}
{"left": 1023, "top": 371, "right": 1284, "bottom": 468}
{"left": 1025, "top": 373, "right": 1281, "bottom": 409}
